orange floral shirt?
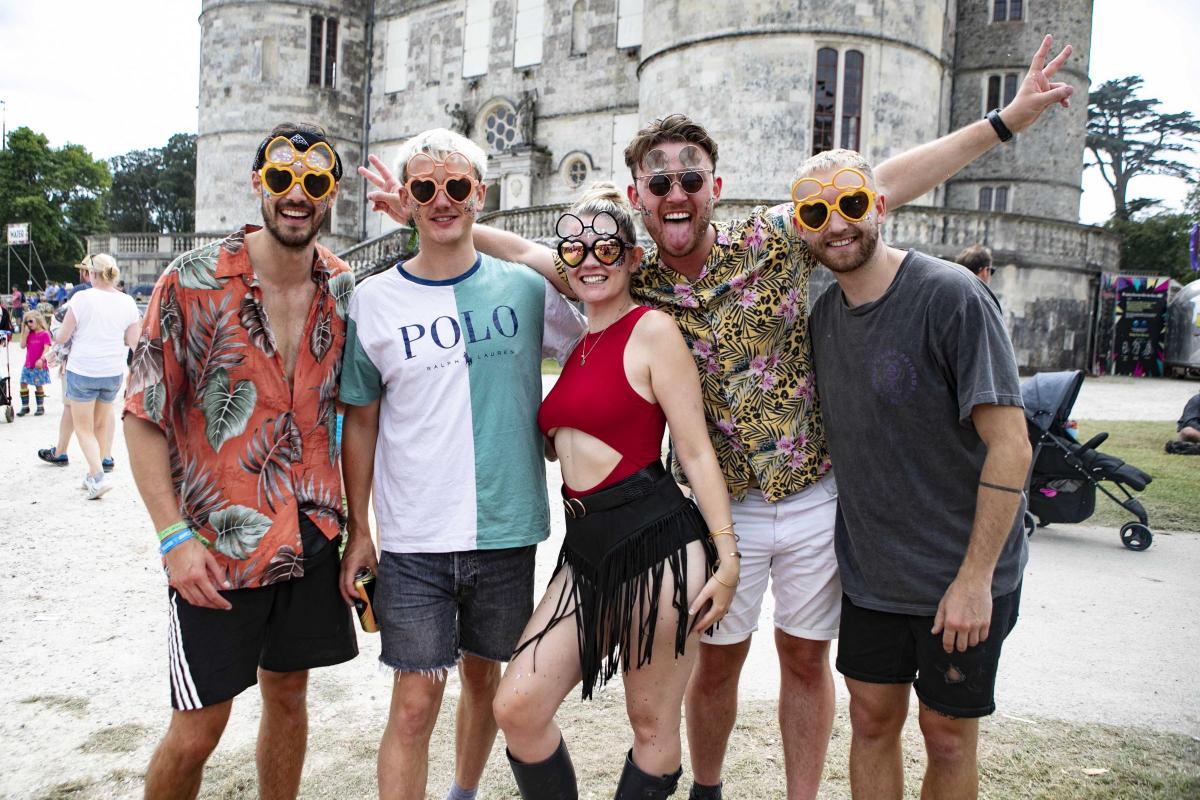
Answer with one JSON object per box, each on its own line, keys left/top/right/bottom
{"left": 124, "top": 227, "right": 356, "bottom": 589}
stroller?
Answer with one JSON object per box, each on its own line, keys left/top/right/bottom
{"left": 1021, "top": 370, "right": 1154, "bottom": 550}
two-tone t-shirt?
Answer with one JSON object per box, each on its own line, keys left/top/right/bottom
{"left": 340, "top": 253, "right": 586, "bottom": 554}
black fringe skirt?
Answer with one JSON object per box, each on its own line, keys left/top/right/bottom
{"left": 513, "top": 461, "right": 716, "bottom": 700}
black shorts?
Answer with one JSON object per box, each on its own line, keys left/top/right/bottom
{"left": 1177, "top": 394, "right": 1200, "bottom": 432}
{"left": 165, "top": 538, "right": 358, "bottom": 710}
{"left": 835, "top": 585, "right": 1021, "bottom": 718}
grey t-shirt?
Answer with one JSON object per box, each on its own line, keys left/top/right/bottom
{"left": 810, "top": 250, "right": 1027, "bottom": 616}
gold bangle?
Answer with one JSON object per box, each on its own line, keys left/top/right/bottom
{"left": 712, "top": 572, "right": 739, "bottom": 589}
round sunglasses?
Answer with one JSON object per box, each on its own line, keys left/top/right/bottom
{"left": 556, "top": 212, "right": 634, "bottom": 268}
{"left": 259, "top": 137, "right": 337, "bottom": 202}
{"left": 790, "top": 168, "right": 877, "bottom": 232}
{"left": 404, "top": 152, "right": 478, "bottom": 205}
{"left": 637, "top": 168, "right": 711, "bottom": 198}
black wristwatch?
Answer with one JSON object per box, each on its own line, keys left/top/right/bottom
{"left": 987, "top": 109, "right": 1014, "bottom": 143}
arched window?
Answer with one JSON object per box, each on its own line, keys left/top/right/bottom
{"left": 571, "top": 1, "right": 588, "bottom": 55}
{"left": 429, "top": 34, "right": 443, "bottom": 83}
{"left": 840, "top": 50, "right": 863, "bottom": 150}
{"left": 812, "top": 48, "right": 838, "bottom": 155}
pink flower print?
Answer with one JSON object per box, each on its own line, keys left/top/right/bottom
{"left": 716, "top": 230, "right": 732, "bottom": 247}
{"left": 717, "top": 419, "right": 745, "bottom": 452}
{"left": 777, "top": 288, "right": 801, "bottom": 324}
{"left": 704, "top": 358, "right": 720, "bottom": 375}
{"left": 729, "top": 275, "right": 746, "bottom": 292}
{"left": 743, "top": 217, "right": 765, "bottom": 250}
{"left": 673, "top": 283, "right": 700, "bottom": 308}
{"left": 694, "top": 339, "right": 714, "bottom": 358}
{"left": 776, "top": 435, "right": 796, "bottom": 455}
{"left": 793, "top": 373, "right": 814, "bottom": 401}
{"left": 739, "top": 290, "right": 758, "bottom": 308}
{"left": 760, "top": 372, "right": 777, "bottom": 391}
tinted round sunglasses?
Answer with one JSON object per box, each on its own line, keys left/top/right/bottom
{"left": 789, "top": 168, "right": 877, "bottom": 232}
{"left": 259, "top": 136, "right": 337, "bottom": 202}
{"left": 636, "top": 144, "right": 712, "bottom": 197}
{"left": 556, "top": 212, "right": 635, "bottom": 268}
{"left": 404, "top": 152, "right": 478, "bottom": 204}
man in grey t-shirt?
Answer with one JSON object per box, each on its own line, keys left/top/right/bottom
{"left": 797, "top": 149, "right": 1032, "bottom": 800}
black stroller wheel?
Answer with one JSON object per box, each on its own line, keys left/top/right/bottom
{"left": 1120, "top": 522, "right": 1153, "bottom": 552}
{"left": 1023, "top": 511, "right": 1037, "bottom": 539}
{"left": 4, "top": 407, "right": 12, "bottom": 423}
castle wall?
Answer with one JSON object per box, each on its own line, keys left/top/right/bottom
{"left": 946, "top": 0, "right": 1093, "bottom": 222}
{"left": 197, "top": 0, "right": 369, "bottom": 250}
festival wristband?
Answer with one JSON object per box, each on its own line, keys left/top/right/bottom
{"left": 980, "top": 480, "right": 1023, "bottom": 495}
{"left": 157, "top": 521, "right": 189, "bottom": 543}
{"left": 159, "top": 529, "right": 195, "bottom": 556}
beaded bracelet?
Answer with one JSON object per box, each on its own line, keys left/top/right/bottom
{"left": 156, "top": 520, "right": 189, "bottom": 543}
{"left": 159, "top": 528, "right": 195, "bottom": 556}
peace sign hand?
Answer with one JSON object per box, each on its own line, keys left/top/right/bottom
{"left": 358, "top": 154, "right": 411, "bottom": 226}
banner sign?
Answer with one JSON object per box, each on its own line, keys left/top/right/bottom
{"left": 1109, "top": 275, "right": 1170, "bottom": 377}
{"left": 6, "top": 223, "right": 29, "bottom": 245}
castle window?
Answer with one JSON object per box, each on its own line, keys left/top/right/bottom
{"left": 616, "top": 0, "right": 642, "bottom": 49}
{"left": 514, "top": 0, "right": 545, "bottom": 68}
{"left": 985, "top": 73, "right": 1020, "bottom": 112}
{"left": 385, "top": 19, "right": 410, "bottom": 93}
{"left": 309, "top": 15, "right": 338, "bottom": 88}
{"left": 840, "top": 50, "right": 864, "bottom": 150}
{"left": 978, "top": 185, "right": 1011, "bottom": 212}
{"left": 992, "top": 0, "right": 1024, "bottom": 22}
{"left": 812, "top": 46, "right": 865, "bottom": 155}
{"left": 484, "top": 104, "right": 518, "bottom": 153}
{"left": 812, "top": 48, "right": 838, "bottom": 155}
{"left": 462, "top": 0, "right": 491, "bottom": 78}
{"left": 571, "top": 1, "right": 588, "bottom": 56}
{"left": 562, "top": 154, "right": 590, "bottom": 189}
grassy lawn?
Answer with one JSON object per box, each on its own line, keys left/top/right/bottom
{"left": 1074, "top": 420, "right": 1199, "bottom": 532}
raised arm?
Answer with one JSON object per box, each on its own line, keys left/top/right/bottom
{"left": 931, "top": 403, "right": 1032, "bottom": 653}
{"left": 875, "top": 34, "right": 1074, "bottom": 207}
{"left": 641, "top": 311, "right": 738, "bottom": 631}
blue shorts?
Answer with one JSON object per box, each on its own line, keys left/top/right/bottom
{"left": 65, "top": 371, "right": 122, "bottom": 403}
{"left": 375, "top": 546, "right": 536, "bottom": 674}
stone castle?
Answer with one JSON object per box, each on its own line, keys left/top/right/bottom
{"left": 89, "top": 0, "right": 1118, "bottom": 371}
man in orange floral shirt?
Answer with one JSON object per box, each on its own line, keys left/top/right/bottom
{"left": 124, "top": 123, "right": 358, "bottom": 800}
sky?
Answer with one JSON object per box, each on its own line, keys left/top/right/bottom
{"left": 0, "top": 0, "right": 1196, "bottom": 226}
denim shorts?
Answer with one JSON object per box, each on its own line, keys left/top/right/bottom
{"left": 65, "top": 371, "right": 123, "bottom": 403}
{"left": 375, "top": 545, "right": 536, "bottom": 674}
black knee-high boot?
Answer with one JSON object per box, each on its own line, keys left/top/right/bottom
{"left": 614, "top": 750, "right": 683, "bottom": 799}
{"left": 508, "top": 737, "right": 578, "bottom": 799}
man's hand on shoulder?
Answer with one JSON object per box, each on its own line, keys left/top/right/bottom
{"left": 998, "top": 34, "right": 1074, "bottom": 134}
{"left": 166, "top": 538, "right": 233, "bottom": 611}
{"left": 931, "top": 574, "right": 993, "bottom": 654}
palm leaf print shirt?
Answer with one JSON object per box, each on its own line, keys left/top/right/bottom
{"left": 124, "top": 227, "right": 355, "bottom": 589}
{"left": 632, "top": 206, "right": 831, "bottom": 502}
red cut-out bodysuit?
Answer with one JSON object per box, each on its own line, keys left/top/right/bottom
{"left": 538, "top": 305, "right": 667, "bottom": 498}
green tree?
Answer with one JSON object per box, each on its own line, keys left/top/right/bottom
{"left": 107, "top": 133, "right": 196, "bottom": 233}
{"left": 0, "top": 127, "right": 111, "bottom": 281}
{"left": 1107, "top": 210, "right": 1194, "bottom": 284}
{"left": 1087, "top": 76, "right": 1200, "bottom": 221}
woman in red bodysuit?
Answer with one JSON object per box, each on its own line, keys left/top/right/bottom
{"left": 494, "top": 184, "right": 739, "bottom": 799}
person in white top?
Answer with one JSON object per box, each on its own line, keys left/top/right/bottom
{"left": 54, "top": 254, "right": 140, "bottom": 499}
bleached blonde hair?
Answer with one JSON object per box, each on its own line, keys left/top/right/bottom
{"left": 395, "top": 128, "right": 488, "bottom": 183}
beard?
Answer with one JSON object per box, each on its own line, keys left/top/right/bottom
{"left": 261, "top": 196, "right": 327, "bottom": 249}
{"left": 809, "top": 219, "right": 880, "bottom": 274}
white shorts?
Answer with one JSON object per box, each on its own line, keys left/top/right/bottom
{"left": 702, "top": 472, "right": 841, "bottom": 644}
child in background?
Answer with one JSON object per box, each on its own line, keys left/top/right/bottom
{"left": 18, "top": 311, "right": 52, "bottom": 416}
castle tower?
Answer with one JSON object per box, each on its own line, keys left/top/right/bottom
{"left": 636, "top": 1, "right": 956, "bottom": 203}
{"left": 196, "top": 0, "right": 369, "bottom": 249}
{"left": 946, "top": 0, "right": 1093, "bottom": 222}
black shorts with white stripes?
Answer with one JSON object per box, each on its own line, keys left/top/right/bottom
{"left": 165, "top": 531, "right": 357, "bottom": 710}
